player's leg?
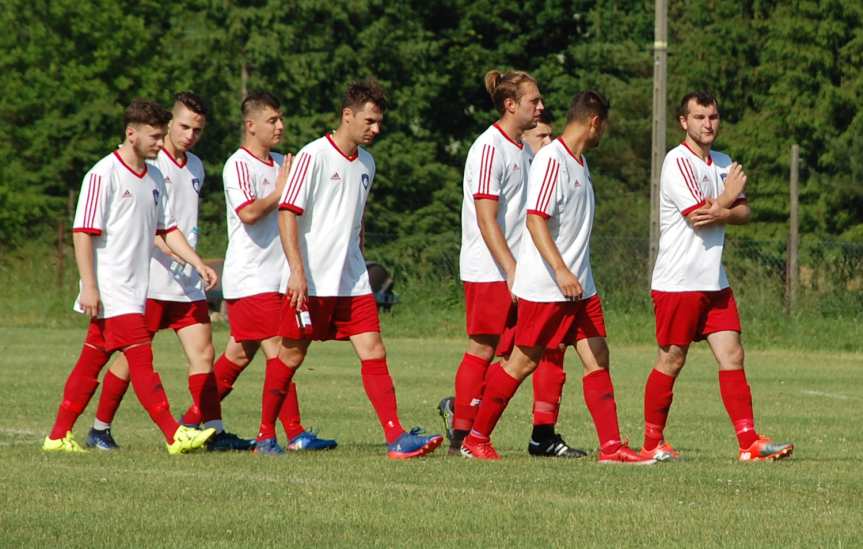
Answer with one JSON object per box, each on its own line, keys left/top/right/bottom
{"left": 528, "top": 347, "right": 587, "bottom": 458}
{"left": 254, "top": 336, "right": 308, "bottom": 454}
{"left": 83, "top": 355, "right": 130, "bottom": 450}
{"left": 639, "top": 343, "right": 687, "bottom": 460}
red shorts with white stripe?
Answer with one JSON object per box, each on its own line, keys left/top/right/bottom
{"left": 225, "top": 292, "right": 283, "bottom": 342}
{"left": 85, "top": 314, "right": 152, "bottom": 352}
{"left": 145, "top": 299, "right": 210, "bottom": 335}
{"left": 463, "top": 281, "right": 517, "bottom": 336}
{"left": 513, "top": 295, "right": 607, "bottom": 350}
{"left": 279, "top": 294, "right": 380, "bottom": 341}
{"left": 651, "top": 288, "right": 741, "bottom": 347}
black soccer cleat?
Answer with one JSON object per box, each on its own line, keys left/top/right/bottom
{"left": 206, "top": 430, "right": 256, "bottom": 452}
{"left": 528, "top": 433, "right": 588, "bottom": 458}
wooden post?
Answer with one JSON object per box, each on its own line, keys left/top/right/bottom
{"left": 648, "top": 0, "right": 668, "bottom": 282}
{"left": 57, "top": 189, "right": 75, "bottom": 288}
{"left": 785, "top": 144, "right": 800, "bottom": 314}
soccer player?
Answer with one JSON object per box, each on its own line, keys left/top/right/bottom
{"left": 639, "top": 91, "right": 794, "bottom": 462}
{"left": 257, "top": 78, "right": 442, "bottom": 458}
{"left": 42, "top": 100, "right": 218, "bottom": 454}
{"left": 84, "top": 92, "right": 253, "bottom": 452}
{"left": 521, "top": 109, "right": 553, "bottom": 155}
{"left": 460, "top": 91, "right": 654, "bottom": 463}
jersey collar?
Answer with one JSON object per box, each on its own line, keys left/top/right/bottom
{"left": 493, "top": 123, "right": 524, "bottom": 150}
{"left": 240, "top": 146, "right": 275, "bottom": 166}
{"left": 326, "top": 133, "right": 359, "bottom": 161}
{"left": 557, "top": 137, "right": 584, "bottom": 166}
{"left": 161, "top": 147, "right": 187, "bottom": 169}
{"left": 112, "top": 150, "right": 147, "bottom": 179}
{"left": 681, "top": 140, "right": 712, "bottom": 165}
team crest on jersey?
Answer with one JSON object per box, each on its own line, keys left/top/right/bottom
{"left": 192, "top": 178, "right": 202, "bottom": 194}
{"left": 361, "top": 173, "right": 370, "bottom": 190}
{"left": 152, "top": 189, "right": 160, "bottom": 204}
{"left": 720, "top": 173, "right": 728, "bottom": 181}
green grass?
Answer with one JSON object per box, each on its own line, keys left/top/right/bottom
{"left": 1, "top": 325, "right": 861, "bottom": 547}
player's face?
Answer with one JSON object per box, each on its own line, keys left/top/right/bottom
{"left": 129, "top": 124, "right": 167, "bottom": 160}
{"left": 168, "top": 104, "right": 206, "bottom": 152}
{"left": 346, "top": 102, "right": 383, "bottom": 146}
{"left": 513, "top": 82, "right": 544, "bottom": 131}
{"left": 247, "top": 106, "right": 284, "bottom": 147}
{"left": 522, "top": 122, "right": 553, "bottom": 153}
{"left": 680, "top": 101, "right": 720, "bottom": 147}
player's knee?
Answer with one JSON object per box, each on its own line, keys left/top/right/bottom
{"left": 721, "top": 344, "right": 745, "bottom": 370}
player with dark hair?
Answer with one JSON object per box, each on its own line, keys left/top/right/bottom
{"left": 43, "top": 99, "right": 218, "bottom": 454}
{"left": 258, "top": 78, "right": 442, "bottom": 458}
{"left": 460, "top": 91, "right": 654, "bottom": 463}
{"left": 638, "top": 90, "right": 793, "bottom": 462}
{"left": 522, "top": 109, "right": 554, "bottom": 155}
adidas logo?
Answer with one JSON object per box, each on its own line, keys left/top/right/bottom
{"left": 330, "top": 172, "right": 342, "bottom": 182}
{"left": 122, "top": 190, "right": 132, "bottom": 199}
{"left": 512, "top": 164, "right": 521, "bottom": 171}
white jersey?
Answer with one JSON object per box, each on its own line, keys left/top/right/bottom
{"left": 72, "top": 151, "right": 175, "bottom": 318}
{"left": 513, "top": 138, "right": 596, "bottom": 302}
{"left": 147, "top": 148, "right": 206, "bottom": 302}
{"left": 222, "top": 147, "right": 286, "bottom": 299}
{"left": 459, "top": 124, "right": 531, "bottom": 282}
{"left": 651, "top": 143, "right": 744, "bottom": 292}
{"left": 277, "top": 134, "right": 373, "bottom": 297}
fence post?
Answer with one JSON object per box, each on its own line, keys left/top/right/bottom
{"left": 648, "top": 0, "right": 668, "bottom": 284}
{"left": 56, "top": 189, "right": 75, "bottom": 289}
{"left": 785, "top": 144, "right": 800, "bottom": 314}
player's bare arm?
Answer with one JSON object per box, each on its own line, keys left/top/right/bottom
{"left": 525, "top": 213, "right": 583, "bottom": 299}
{"left": 160, "top": 230, "right": 218, "bottom": 289}
{"left": 278, "top": 209, "right": 307, "bottom": 310}
{"left": 475, "top": 199, "right": 517, "bottom": 295}
{"left": 237, "top": 153, "right": 293, "bottom": 224}
{"left": 73, "top": 232, "right": 100, "bottom": 317}
{"left": 153, "top": 233, "right": 183, "bottom": 263}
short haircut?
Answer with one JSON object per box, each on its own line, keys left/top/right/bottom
{"left": 173, "top": 91, "right": 208, "bottom": 117}
{"left": 483, "top": 69, "right": 538, "bottom": 115}
{"left": 241, "top": 91, "right": 280, "bottom": 118}
{"left": 678, "top": 90, "right": 719, "bottom": 118}
{"left": 537, "top": 108, "right": 553, "bottom": 126}
{"left": 124, "top": 99, "right": 172, "bottom": 128}
{"left": 341, "top": 78, "right": 388, "bottom": 112}
{"left": 565, "top": 91, "right": 610, "bottom": 124}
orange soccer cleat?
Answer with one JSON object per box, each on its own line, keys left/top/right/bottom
{"left": 738, "top": 435, "right": 794, "bottom": 462}
{"left": 638, "top": 440, "right": 681, "bottom": 462}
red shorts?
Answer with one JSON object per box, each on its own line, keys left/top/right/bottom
{"left": 278, "top": 294, "right": 380, "bottom": 341}
{"left": 145, "top": 299, "right": 210, "bottom": 335}
{"left": 225, "top": 292, "right": 283, "bottom": 342}
{"left": 85, "top": 314, "right": 152, "bottom": 352}
{"left": 513, "top": 294, "right": 607, "bottom": 350}
{"left": 463, "top": 281, "right": 517, "bottom": 336}
{"left": 652, "top": 288, "right": 741, "bottom": 347}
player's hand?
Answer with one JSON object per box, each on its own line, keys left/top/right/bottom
{"left": 275, "top": 153, "right": 293, "bottom": 196}
{"left": 554, "top": 267, "right": 583, "bottom": 300}
{"left": 723, "top": 162, "right": 747, "bottom": 197}
{"left": 196, "top": 264, "right": 218, "bottom": 291}
{"left": 690, "top": 197, "right": 728, "bottom": 228}
{"left": 287, "top": 270, "right": 308, "bottom": 310}
{"left": 80, "top": 285, "right": 101, "bottom": 318}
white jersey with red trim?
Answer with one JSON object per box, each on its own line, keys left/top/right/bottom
{"left": 459, "top": 123, "right": 531, "bottom": 282}
{"left": 651, "top": 143, "right": 742, "bottom": 292}
{"left": 222, "top": 147, "right": 286, "bottom": 299}
{"left": 513, "top": 138, "right": 596, "bottom": 302}
{"left": 147, "top": 148, "right": 206, "bottom": 302}
{"left": 72, "top": 151, "right": 175, "bottom": 318}
{"left": 277, "top": 134, "right": 374, "bottom": 297}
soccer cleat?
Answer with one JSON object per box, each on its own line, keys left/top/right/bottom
{"left": 387, "top": 427, "right": 444, "bottom": 460}
{"left": 253, "top": 437, "right": 285, "bottom": 456}
{"left": 638, "top": 440, "right": 681, "bottom": 462}
{"left": 437, "top": 396, "right": 455, "bottom": 443}
{"left": 166, "top": 426, "right": 216, "bottom": 455}
{"left": 42, "top": 432, "right": 86, "bottom": 453}
{"left": 738, "top": 435, "right": 794, "bottom": 462}
{"left": 598, "top": 442, "right": 657, "bottom": 465}
{"left": 286, "top": 430, "right": 337, "bottom": 451}
{"left": 528, "top": 433, "right": 588, "bottom": 458}
{"left": 206, "top": 430, "right": 256, "bottom": 452}
{"left": 85, "top": 428, "right": 120, "bottom": 451}
{"left": 460, "top": 436, "right": 501, "bottom": 461}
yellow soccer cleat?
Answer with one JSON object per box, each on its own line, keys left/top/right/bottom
{"left": 42, "top": 432, "right": 86, "bottom": 453}
{"left": 166, "top": 426, "right": 216, "bottom": 455}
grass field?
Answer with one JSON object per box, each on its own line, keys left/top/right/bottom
{"left": 1, "top": 324, "right": 862, "bottom": 548}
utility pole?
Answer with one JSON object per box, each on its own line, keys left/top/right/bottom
{"left": 648, "top": 0, "right": 668, "bottom": 281}
{"left": 785, "top": 144, "right": 800, "bottom": 314}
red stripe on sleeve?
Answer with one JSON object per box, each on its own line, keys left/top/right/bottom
{"left": 485, "top": 146, "right": 496, "bottom": 195}
{"left": 286, "top": 153, "right": 311, "bottom": 207}
{"left": 536, "top": 159, "right": 560, "bottom": 213}
{"left": 235, "top": 199, "right": 255, "bottom": 213}
{"left": 473, "top": 193, "right": 499, "bottom": 201}
{"left": 527, "top": 209, "right": 551, "bottom": 220}
{"left": 683, "top": 159, "right": 703, "bottom": 201}
{"left": 156, "top": 225, "right": 179, "bottom": 236}
{"left": 278, "top": 203, "right": 304, "bottom": 214}
{"left": 73, "top": 228, "right": 102, "bottom": 235}
{"left": 478, "top": 145, "right": 489, "bottom": 195}
{"left": 676, "top": 158, "right": 701, "bottom": 202}
{"left": 681, "top": 199, "right": 706, "bottom": 217}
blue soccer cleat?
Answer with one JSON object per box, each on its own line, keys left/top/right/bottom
{"left": 287, "top": 430, "right": 337, "bottom": 451}
{"left": 85, "top": 428, "right": 120, "bottom": 451}
{"left": 253, "top": 437, "right": 285, "bottom": 456}
{"left": 387, "top": 427, "right": 444, "bottom": 460}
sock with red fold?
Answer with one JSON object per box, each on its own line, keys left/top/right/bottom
{"left": 94, "top": 369, "right": 130, "bottom": 425}
{"left": 258, "top": 357, "right": 296, "bottom": 442}
{"left": 278, "top": 382, "right": 305, "bottom": 441}
{"left": 468, "top": 362, "right": 521, "bottom": 441}
{"left": 582, "top": 368, "right": 623, "bottom": 453}
{"left": 453, "top": 353, "right": 490, "bottom": 432}
{"left": 50, "top": 345, "right": 109, "bottom": 439}
{"left": 361, "top": 359, "right": 404, "bottom": 445}
{"left": 188, "top": 372, "right": 221, "bottom": 424}
{"left": 532, "top": 349, "right": 566, "bottom": 427}
{"left": 124, "top": 344, "right": 180, "bottom": 443}
{"left": 642, "top": 368, "right": 677, "bottom": 451}
{"left": 183, "top": 354, "right": 243, "bottom": 425}
{"left": 718, "top": 369, "right": 758, "bottom": 448}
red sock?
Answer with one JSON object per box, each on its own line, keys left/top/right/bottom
{"left": 188, "top": 372, "right": 222, "bottom": 424}
{"left": 453, "top": 353, "right": 490, "bottom": 432}
{"left": 94, "top": 369, "right": 130, "bottom": 425}
{"left": 49, "top": 345, "right": 108, "bottom": 439}
{"left": 582, "top": 369, "right": 623, "bottom": 453}
{"left": 719, "top": 369, "right": 758, "bottom": 448}
{"left": 468, "top": 362, "right": 521, "bottom": 441}
{"left": 642, "top": 368, "right": 677, "bottom": 451}
{"left": 532, "top": 349, "right": 566, "bottom": 426}
{"left": 361, "top": 359, "right": 404, "bottom": 444}
{"left": 278, "top": 382, "right": 305, "bottom": 441}
{"left": 183, "top": 354, "right": 243, "bottom": 425}
{"left": 124, "top": 344, "right": 179, "bottom": 443}
{"left": 258, "top": 358, "right": 296, "bottom": 441}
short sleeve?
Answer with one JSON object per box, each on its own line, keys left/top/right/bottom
{"left": 279, "top": 150, "right": 316, "bottom": 215}
{"left": 526, "top": 155, "right": 561, "bottom": 220}
{"left": 467, "top": 143, "right": 504, "bottom": 201}
{"left": 662, "top": 155, "right": 705, "bottom": 216}
{"left": 224, "top": 159, "right": 257, "bottom": 213}
{"left": 72, "top": 169, "right": 110, "bottom": 235}
{"left": 154, "top": 175, "right": 177, "bottom": 235}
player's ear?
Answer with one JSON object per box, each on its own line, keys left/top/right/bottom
{"left": 341, "top": 106, "right": 354, "bottom": 125}
{"left": 503, "top": 96, "right": 517, "bottom": 114}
